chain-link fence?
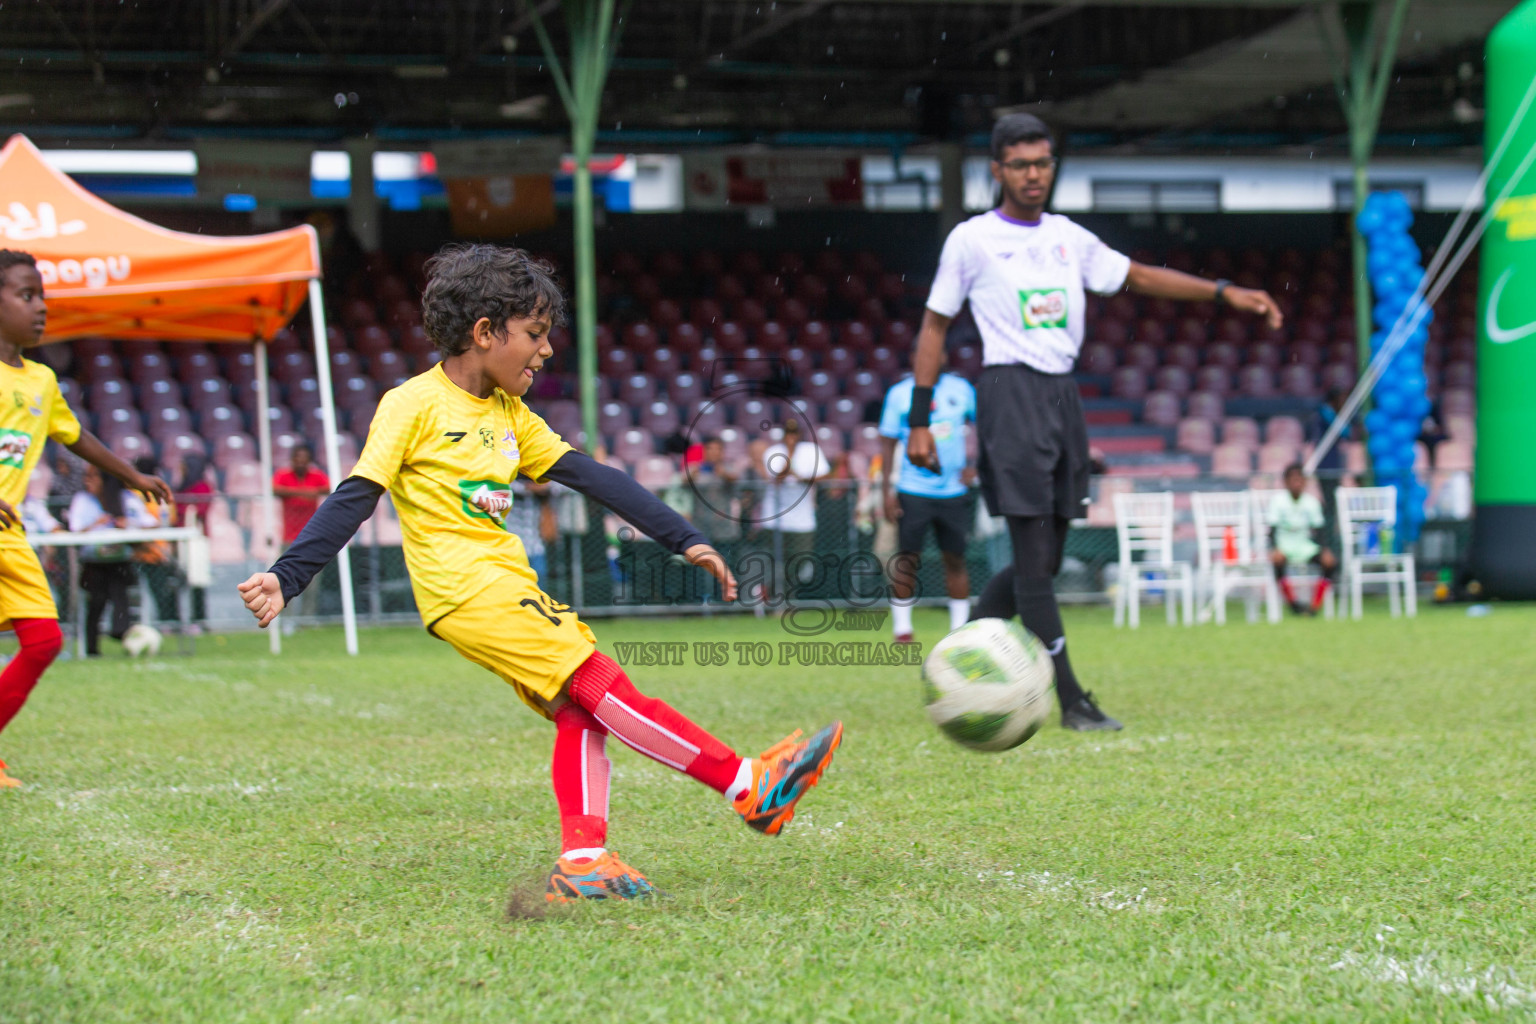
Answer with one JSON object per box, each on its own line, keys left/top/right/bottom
{"left": 19, "top": 469, "right": 1473, "bottom": 643}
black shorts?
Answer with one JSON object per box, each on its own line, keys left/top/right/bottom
{"left": 897, "top": 492, "right": 972, "bottom": 556}
{"left": 974, "top": 363, "right": 1090, "bottom": 520}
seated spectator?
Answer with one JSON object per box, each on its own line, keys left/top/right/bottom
{"left": 1268, "top": 464, "right": 1337, "bottom": 617}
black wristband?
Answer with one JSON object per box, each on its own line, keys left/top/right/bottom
{"left": 908, "top": 386, "right": 934, "bottom": 429}
{"left": 1213, "top": 278, "right": 1232, "bottom": 304}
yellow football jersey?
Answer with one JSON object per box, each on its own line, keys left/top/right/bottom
{"left": 1, "top": 355, "right": 81, "bottom": 550}
{"left": 352, "top": 363, "right": 573, "bottom": 624}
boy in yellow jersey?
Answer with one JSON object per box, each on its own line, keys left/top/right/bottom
{"left": 0, "top": 250, "right": 173, "bottom": 788}
{"left": 238, "top": 245, "right": 842, "bottom": 901}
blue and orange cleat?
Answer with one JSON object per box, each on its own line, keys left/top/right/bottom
{"left": 733, "top": 721, "right": 844, "bottom": 836}
{"left": 546, "top": 851, "right": 664, "bottom": 903}
{"left": 0, "top": 758, "right": 20, "bottom": 789}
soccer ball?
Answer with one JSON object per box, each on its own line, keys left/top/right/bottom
{"left": 122, "top": 623, "right": 163, "bottom": 658}
{"left": 921, "top": 618, "right": 1056, "bottom": 751}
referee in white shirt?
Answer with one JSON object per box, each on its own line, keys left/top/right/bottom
{"left": 907, "top": 113, "right": 1283, "bottom": 731}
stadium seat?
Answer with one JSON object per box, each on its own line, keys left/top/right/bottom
{"left": 686, "top": 401, "right": 727, "bottom": 440}
{"left": 736, "top": 397, "right": 776, "bottom": 433}
{"left": 640, "top": 401, "right": 680, "bottom": 438}
{"left": 668, "top": 322, "right": 704, "bottom": 363}
{"left": 798, "top": 321, "right": 832, "bottom": 351}
{"left": 851, "top": 423, "right": 884, "bottom": 460}
{"left": 1221, "top": 417, "right": 1261, "bottom": 448}
{"left": 803, "top": 371, "right": 839, "bottom": 403}
{"left": 612, "top": 429, "right": 654, "bottom": 468}
{"left": 840, "top": 321, "right": 874, "bottom": 350}
{"left": 846, "top": 369, "right": 885, "bottom": 406}
{"left": 825, "top": 397, "right": 863, "bottom": 431}
{"left": 1164, "top": 343, "right": 1199, "bottom": 372}
{"left": 882, "top": 321, "right": 914, "bottom": 350}
{"left": 1442, "top": 362, "right": 1475, "bottom": 389}
{"left": 758, "top": 321, "right": 789, "bottom": 350}
{"left": 692, "top": 297, "right": 726, "bottom": 329}
{"left": 783, "top": 346, "right": 816, "bottom": 377}
{"left": 1111, "top": 367, "right": 1149, "bottom": 401}
{"left": 200, "top": 404, "right": 244, "bottom": 438}
{"left": 1194, "top": 366, "right": 1231, "bottom": 395}
{"left": 635, "top": 455, "right": 680, "bottom": 492}
{"left": 650, "top": 298, "right": 684, "bottom": 331}
{"left": 1257, "top": 443, "right": 1297, "bottom": 474}
{"left": 669, "top": 372, "right": 705, "bottom": 408}
{"left": 1204, "top": 342, "right": 1240, "bottom": 370}
{"left": 103, "top": 406, "right": 144, "bottom": 435}
{"left": 1264, "top": 416, "right": 1305, "bottom": 447}
{"left": 1142, "top": 391, "right": 1182, "bottom": 427}
{"left": 1247, "top": 342, "right": 1281, "bottom": 369}
{"left": 1237, "top": 365, "right": 1277, "bottom": 398}
{"left": 1279, "top": 364, "right": 1318, "bottom": 397}
{"left": 211, "top": 433, "right": 257, "bottom": 470}
{"left": 868, "top": 346, "right": 902, "bottom": 376}
{"left": 825, "top": 347, "right": 858, "bottom": 377}
{"left": 714, "top": 321, "right": 748, "bottom": 354}
{"left": 1080, "top": 343, "right": 1117, "bottom": 374}
{"left": 1211, "top": 444, "right": 1254, "bottom": 477}
{"left": 1319, "top": 363, "right": 1356, "bottom": 392}
{"left": 813, "top": 425, "right": 846, "bottom": 458}
{"left": 599, "top": 402, "right": 632, "bottom": 437}
{"left": 1152, "top": 366, "right": 1191, "bottom": 397}
{"left": 623, "top": 322, "right": 661, "bottom": 357}
{"left": 619, "top": 373, "right": 659, "bottom": 407}
{"left": 601, "top": 348, "right": 637, "bottom": 377}
{"left": 1175, "top": 418, "right": 1215, "bottom": 454}
{"left": 1124, "top": 343, "right": 1158, "bottom": 373}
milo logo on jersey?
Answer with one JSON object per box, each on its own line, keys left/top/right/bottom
{"left": 1019, "top": 287, "right": 1068, "bottom": 329}
{"left": 459, "top": 479, "right": 513, "bottom": 524}
{"left": 0, "top": 428, "right": 30, "bottom": 469}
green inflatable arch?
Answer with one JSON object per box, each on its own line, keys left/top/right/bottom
{"left": 1469, "top": 0, "right": 1536, "bottom": 598}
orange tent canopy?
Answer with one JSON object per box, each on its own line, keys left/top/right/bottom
{"left": 0, "top": 134, "right": 320, "bottom": 343}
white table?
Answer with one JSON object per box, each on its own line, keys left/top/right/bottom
{"left": 29, "top": 527, "right": 200, "bottom": 658}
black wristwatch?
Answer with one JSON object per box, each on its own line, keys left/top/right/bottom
{"left": 1213, "top": 278, "right": 1232, "bottom": 304}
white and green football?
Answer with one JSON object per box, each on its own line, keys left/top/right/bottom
{"left": 921, "top": 618, "right": 1056, "bottom": 751}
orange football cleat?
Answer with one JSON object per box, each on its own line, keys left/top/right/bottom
{"left": 546, "top": 851, "right": 663, "bottom": 903}
{"left": 0, "top": 758, "right": 21, "bottom": 789}
{"left": 732, "top": 721, "right": 843, "bottom": 836}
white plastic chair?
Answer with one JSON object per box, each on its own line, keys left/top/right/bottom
{"left": 1191, "top": 490, "right": 1280, "bottom": 624}
{"left": 1251, "top": 488, "right": 1336, "bottom": 619}
{"left": 1336, "top": 486, "right": 1417, "bottom": 618}
{"left": 1112, "top": 491, "right": 1194, "bottom": 628}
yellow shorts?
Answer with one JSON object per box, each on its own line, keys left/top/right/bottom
{"left": 0, "top": 542, "right": 59, "bottom": 632}
{"left": 430, "top": 574, "right": 596, "bottom": 719}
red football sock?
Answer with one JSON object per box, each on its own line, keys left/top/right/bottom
{"left": 0, "top": 618, "right": 63, "bottom": 736}
{"left": 1277, "top": 576, "right": 1297, "bottom": 605}
{"left": 1311, "top": 577, "right": 1333, "bottom": 612}
{"left": 550, "top": 702, "right": 610, "bottom": 852}
{"left": 567, "top": 652, "right": 743, "bottom": 794}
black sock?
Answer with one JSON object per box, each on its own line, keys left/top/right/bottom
{"left": 1012, "top": 575, "right": 1086, "bottom": 708}
{"left": 970, "top": 566, "right": 1017, "bottom": 620}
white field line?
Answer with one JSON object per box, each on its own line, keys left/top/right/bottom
{"left": 1331, "top": 950, "right": 1536, "bottom": 1013}
{"left": 977, "top": 869, "right": 1165, "bottom": 912}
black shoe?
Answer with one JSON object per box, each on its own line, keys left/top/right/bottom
{"left": 1061, "top": 692, "right": 1124, "bottom": 732}
{"left": 1288, "top": 600, "right": 1307, "bottom": 616}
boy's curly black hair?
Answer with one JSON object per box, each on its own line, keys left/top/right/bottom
{"left": 0, "top": 249, "right": 38, "bottom": 279}
{"left": 420, "top": 244, "right": 566, "bottom": 358}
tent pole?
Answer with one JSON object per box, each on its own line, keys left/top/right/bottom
{"left": 308, "top": 278, "right": 359, "bottom": 656}
{"left": 255, "top": 339, "right": 280, "bottom": 656}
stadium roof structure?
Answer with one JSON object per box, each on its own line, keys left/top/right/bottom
{"left": 0, "top": 0, "right": 1515, "bottom": 151}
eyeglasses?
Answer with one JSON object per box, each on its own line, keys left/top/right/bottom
{"left": 998, "top": 158, "right": 1057, "bottom": 173}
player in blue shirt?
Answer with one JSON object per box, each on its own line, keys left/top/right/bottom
{"left": 879, "top": 365, "right": 977, "bottom": 643}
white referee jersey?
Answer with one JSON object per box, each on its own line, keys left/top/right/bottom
{"left": 925, "top": 210, "right": 1131, "bottom": 374}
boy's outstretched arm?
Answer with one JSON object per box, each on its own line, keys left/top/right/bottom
{"left": 541, "top": 450, "right": 737, "bottom": 601}
{"left": 237, "top": 475, "right": 384, "bottom": 627}
{"left": 67, "top": 429, "right": 173, "bottom": 505}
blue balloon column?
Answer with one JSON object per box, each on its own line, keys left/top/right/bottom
{"left": 1356, "top": 191, "right": 1431, "bottom": 546}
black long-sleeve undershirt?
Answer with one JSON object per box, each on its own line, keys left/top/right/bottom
{"left": 268, "top": 450, "right": 708, "bottom": 604}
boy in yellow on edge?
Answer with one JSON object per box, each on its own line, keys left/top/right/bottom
{"left": 238, "top": 245, "right": 842, "bottom": 902}
{"left": 0, "top": 250, "right": 174, "bottom": 788}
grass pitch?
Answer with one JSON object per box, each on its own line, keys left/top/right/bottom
{"left": 2, "top": 604, "right": 1534, "bottom": 1023}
